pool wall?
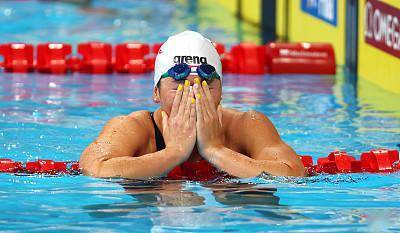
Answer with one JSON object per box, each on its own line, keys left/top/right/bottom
{"left": 278, "top": 0, "right": 346, "bottom": 66}
{"left": 215, "top": 0, "right": 400, "bottom": 95}
{"left": 357, "top": 0, "right": 400, "bottom": 95}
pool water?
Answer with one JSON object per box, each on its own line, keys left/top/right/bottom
{"left": 1, "top": 1, "right": 400, "bottom": 232}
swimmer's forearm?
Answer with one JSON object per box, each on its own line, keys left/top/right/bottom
{"left": 88, "top": 148, "right": 183, "bottom": 179}
{"left": 203, "top": 146, "right": 306, "bottom": 177}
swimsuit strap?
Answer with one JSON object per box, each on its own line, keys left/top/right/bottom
{"left": 150, "top": 112, "right": 166, "bottom": 151}
{"left": 149, "top": 112, "right": 225, "bottom": 181}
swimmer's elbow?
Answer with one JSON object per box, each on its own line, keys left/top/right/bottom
{"left": 292, "top": 167, "right": 307, "bottom": 177}
{"left": 79, "top": 157, "right": 100, "bottom": 177}
{"left": 79, "top": 149, "right": 109, "bottom": 178}
{"left": 81, "top": 159, "right": 110, "bottom": 178}
{"left": 94, "top": 159, "right": 124, "bottom": 178}
{"left": 284, "top": 161, "right": 307, "bottom": 177}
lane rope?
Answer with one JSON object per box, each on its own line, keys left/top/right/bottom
{"left": 1, "top": 148, "right": 398, "bottom": 176}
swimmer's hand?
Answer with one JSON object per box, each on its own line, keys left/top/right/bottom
{"left": 193, "top": 80, "right": 224, "bottom": 157}
{"left": 162, "top": 80, "right": 197, "bottom": 162}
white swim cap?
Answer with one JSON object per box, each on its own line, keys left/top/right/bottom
{"left": 153, "top": 30, "right": 222, "bottom": 87}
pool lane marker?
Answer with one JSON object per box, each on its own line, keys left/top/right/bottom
{"left": 0, "top": 148, "right": 398, "bottom": 176}
{"left": 0, "top": 159, "right": 80, "bottom": 175}
{"left": 301, "top": 149, "right": 399, "bottom": 175}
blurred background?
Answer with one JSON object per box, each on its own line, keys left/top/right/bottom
{"left": 1, "top": 0, "right": 399, "bottom": 98}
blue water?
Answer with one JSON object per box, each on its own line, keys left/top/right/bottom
{"left": 1, "top": 1, "right": 400, "bottom": 232}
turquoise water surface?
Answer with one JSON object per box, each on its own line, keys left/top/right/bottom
{"left": 1, "top": 1, "right": 400, "bottom": 232}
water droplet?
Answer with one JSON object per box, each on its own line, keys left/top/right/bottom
{"left": 113, "top": 19, "right": 122, "bottom": 27}
{"left": 49, "top": 82, "right": 58, "bottom": 88}
{"left": 4, "top": 8, "right": 12, "bottom": 17}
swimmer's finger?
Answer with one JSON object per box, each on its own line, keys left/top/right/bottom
{"left": 194, "top": 83, "right": 211, "bottom": 120}
{"left": 201, "top": 80, "right": 217, "bottom": 115}
{"left": 170, "top": 84, "right": 183, "bottom": 117}
{"left": 189, "top": 98, "right": 196, "bottom": 126}
{"left": 197, "top": 83, "right": 213, "bottom": 119}
{"left": 217, "top": 105, "right": 223, "bottom": 126}
{"left": 178, "top": 80, "right": 190, "bottom": 117}
{"left": 183, "top": 86, "right": 193, "bottom": 120}
{"left": 195, "top": 90, "right": 203, "bottom": 122}
{"left": 161, "top": 111, "right": 169, "bottom": 134}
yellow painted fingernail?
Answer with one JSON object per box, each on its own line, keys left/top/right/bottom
{"left": 177, "top": 84, "right": 183, "bottom": 91}
{"left": 184, "top": 80, "right": 190, "bottom": 87}
{"left": 194, "top": 78, "right": 200, "bottom": 84}
{"left": 191, "top": 98, "right": 195, "bottom": 104}
{"left": 196, "top": 93, "right": 201, "bottom": 99}
{"left": 202, "top": 80, "right": 208, "bottom": 87}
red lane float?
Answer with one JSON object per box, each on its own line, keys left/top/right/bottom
{"left": 213, "top": 43, "right": 225, "bottom": 55}
{"left": 0, "top": 159, "right": 23, "bottom": 173}
{"left": 0, "top": 41, "right": 337, "bottom": 75}
{"left": 301, "top": 149, "right": 399, "bottom": 175}
{"left": 152, "top": 43, "right": 163, "bottom": 54}
{"left": 67, "top": 56, "right": 81, "bottom": 73}
{"left": 0, "top": 43, "right": 34, "bottom": 73}
{"left": 0, "top": 159, "right": 80, "bottom": 175}
{"left": 145, "top": 43, "right": 164, "bottom": 73}
{"left": 231, "top": 43, "right": 266, "bottom": 74}
{"left": 361, "top": 149, "right": 399, "bottom": 172}
{"left": 167, "top": 159, "right": 225, "bottom": 181}
{"left": 37, "top": 43, "right": 72, "bottom": 74}
{"left": 115, "top": 43, "right": 150, "bottom": 73}
{"left": 77, "top": 42, "right": 113, "bottom": 74}
{"left": 0, "top": 149, "right": 398, "bottom": 176}
{"left": 221, "top": 43, "right": 266, "bottom": 74}
{"left": 265, "top": 42, "right": 336, "bottom": 75}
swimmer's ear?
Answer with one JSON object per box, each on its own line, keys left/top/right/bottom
{"left": 153, "top": 87, "right": 161, "bottom": 103}
{"left": 217, "top": 105, "right": 222, "bottom": 126}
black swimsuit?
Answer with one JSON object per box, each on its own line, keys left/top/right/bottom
{"left": 149, "top": 112, "right": 225, "bottom": 181}
{"left": 149, "top": 112, "right": 165, "bottom": 151}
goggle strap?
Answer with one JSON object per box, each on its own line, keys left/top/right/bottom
{"left": 161, "top": 72, "right": 170, "bottom": 79}
{"left": 160, "top": 63, "right": 220, "bottom": 80}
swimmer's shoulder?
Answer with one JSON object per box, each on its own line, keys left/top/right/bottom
{"left": 221, "top": 107, "right": 243, "bottom": 126}
{"left": 222, "top": 108, "right": 267, "bottom": 122}
{"left": 102, "top": 110, "right": 153, "bottom": 137}
{"left": 222, "top": 108, "right": 273, "bottom": 130}
{"left": 127, "top": 110, "right": 157, "bottom": 130}
{"left": 222, "top": 108, "right": 278, "bottom": 153}
{"left": 97, "top": 111, "right": 155, "bottom": 154}
{"left": 127, "top": 110, "right": 153, "bottom": 124}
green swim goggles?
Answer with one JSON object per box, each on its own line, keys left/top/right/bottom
{"left": 161, "top": 63, "right": 220, "bottom": 81}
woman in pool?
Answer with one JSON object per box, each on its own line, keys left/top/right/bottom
{"left": 80, "top": 31, "right": 306, "bottom": 179}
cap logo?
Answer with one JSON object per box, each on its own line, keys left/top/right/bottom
{"left": 173, "top": 55, "right": 207, "bottom": 64}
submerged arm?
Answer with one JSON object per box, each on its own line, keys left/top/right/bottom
{"left": 79, "top": 112, "right": 182, "bottom": 179}
{"left": 201, "top": 110, "right": 306, "bottom": 178}
{"left": 203, "top": 142, "right": 305, "bottom": 177}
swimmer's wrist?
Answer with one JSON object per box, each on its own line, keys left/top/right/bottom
{"left": 201, "top": 144, "right": 224, "bottom": 159}
{"left": 164, "top": 145, "right": 189, "bottom": 161}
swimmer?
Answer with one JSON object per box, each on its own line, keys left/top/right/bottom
{"left": 79, "top": 31, "right": 306, "bottom": 179}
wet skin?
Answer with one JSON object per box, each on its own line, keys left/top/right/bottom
{"left": 79, "top": 75, "right": 306, "bottom": 178}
